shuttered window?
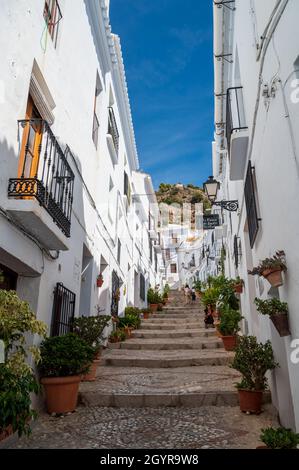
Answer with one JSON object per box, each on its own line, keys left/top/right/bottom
{"left": 140, "top": 273, "right": 145, "bottom": 301}
{"left": 244, "top": 161, "right": 259, "bottom": 248}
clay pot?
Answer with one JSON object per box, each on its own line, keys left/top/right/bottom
{"left": 238, "top": 389, "right": 263, "bottom": 414}
{"left": 234, "top": 284, "right": 243, "bottom": 294}
{"left": 149, "top": 304, "right": 158, "bottom": 313}
{"left": 270, "top": 313, "right": 290, "bottom": 337}
{"left": 262, "top": 268, "right": 283, "bottom": 287}
{"left": 0, "top": 425, "right": 13, "bottom": 443}
{"left": 41, "top": 375, "right": 81, "bottom": 414}
{"left": 124, "top": 326, "right": 131, "bottom": 339}
{"left": 143, "top": 311, "right": 150, "bottom": 319}
{"left": 221, "top": 335, "right": 237, "bottom": 351}
{"left": 82, "top": 359, "right": 100, "bottom": 382}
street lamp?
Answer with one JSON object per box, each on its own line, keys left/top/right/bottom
{"left": 203, "top": 176, "right": 238, "bottom": 212}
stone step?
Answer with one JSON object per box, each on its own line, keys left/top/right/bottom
{"left": 140, "top": 322, "right": 204, "bottom": 330}
{"left": 132, "top": 328, "right": 216, "bottom": 339}
{"left": 79, "top": 365, "right": 245, "bottom": 408}
{"left": 151, "top": 314, "right": 204, "bottom": 319}
{"left": 109, "top": 337, "right": 223, "bottom": 351}
{"left": 102, "top": 349, "right": 233, "bottom": 368}
{"left": 144, "top": 316, "right": 204, "bottom": 322}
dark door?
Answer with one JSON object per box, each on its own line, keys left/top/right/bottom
{"left": 111, "top": 270, "right": 120, "bottom": 316}
{"left": 0, "top": 263, "right": 18, "bottom": 291}
{"left": 51, "top": 283, "right": 76, "bottom": 336}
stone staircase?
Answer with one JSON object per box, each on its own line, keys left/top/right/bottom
{"left": 79, "top": 290, "right": 241, "bottom": 407}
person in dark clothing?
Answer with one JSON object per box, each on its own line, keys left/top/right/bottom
{"left": 204, "top": 306, "right": 214, "bottom": 329}
{"left": 191, "top": 288, "right": 196, "bottom": 302}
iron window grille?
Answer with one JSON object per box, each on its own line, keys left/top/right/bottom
{"left": 226, "top": 87, "right": 248, "bottom": 154}
{"left": 244, "top": 161, "right": 259, "bottom": 248}
{"left": 108, "top": 107, "right": 119, "bottom": 153}
{"left": 170, "top": 263, "right": 177, "bottom": 274}
{"left": 51, "top": 283, "right": 76, "bottom": 337}
{"left": 43, "top": 0, "right": 62, "bottom": 48}
{"left": 111, "top": 270, "right": 120, "bottom": 316}
{"left": 8, "top": 119, "right": 74, "bottom": 237}
{"left": 140, "top": 273, "right": 145, "bottom": 301}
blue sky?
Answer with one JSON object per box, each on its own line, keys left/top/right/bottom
{"left": 110, "top": 0, "right": 214, "bottom": 189}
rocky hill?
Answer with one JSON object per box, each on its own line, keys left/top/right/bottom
{"left": 156, "top": 183, "right": 210, "bottom": 210}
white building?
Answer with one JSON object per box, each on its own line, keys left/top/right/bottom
{"left": 212, "top": 0, "right": 299, "bottom": 431}
{"left": 0, "top": 1, "right": 163, "bottom": 336}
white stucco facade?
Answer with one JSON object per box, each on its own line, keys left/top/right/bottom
{"left": 0, "top": 1, "right": 163, "bottom": 337}
{"left": 212, "top": 0, "right": 299, "bottom": 430}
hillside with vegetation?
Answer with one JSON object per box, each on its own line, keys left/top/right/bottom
{"left": 156, "top": 183, "right": 210, "bottom": 211}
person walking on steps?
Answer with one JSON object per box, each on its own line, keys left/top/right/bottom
{"left": 204, "top": 306, "right": 214, "bottom": 329}
{"left": 184, "top": 284, "right": 191, "bottom": 305}
{"left": 191, "top": 288, "right": 196, "bottom": 303}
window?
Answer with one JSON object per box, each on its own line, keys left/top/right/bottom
{"left": 155, "top": 252, "right": 158, "bottom": 273}
{"left": 92, "top": 73, "right": 102, "bottom": 148}
{"left": 244, "top": 161, "right": 259, "bottom": 248}
{"left": 51, "top": 283, "right": 76, "bottom": 337}
{"left": 170, "top": 263, "right": 177, "bottom": 274}
{"left": 165, "top": 248, "right": 170, "bottom": 260}
{"left": 234, "top": 235, "right": 239, "bottom": 269}
{"left": 124, "top": 171, "right": 131, "bottom": 204}
{"left": 149, "top": 235, "right": 153, "bottom": 263}
{"left": 108, "top": 106, "right": 119, "bottom": 153}
{"left": 117, "top": 239, "right": 121, "bottom": 264}
{"left": 43, "top": 0, "right": 62, "bottom": 48}
{"left": 140, "top": 273, "right": 145, "bottom": 301}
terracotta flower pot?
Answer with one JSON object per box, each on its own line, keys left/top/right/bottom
{"left": 41, "top": 375, "right": 81, "bottom": 414}
{"left": 149, "top": 304, "right": 158, "bottom": 313}
{"left": 262, "top": 268, "right": 283, "bottom": 287}
{"left": 0, "top": 425, "right": 13, "bottom": 443}
{"left": 221, "top": 335, "right": 237, "bottom": 351}
{"left": 234, "top": 284, "right": 243, "bottom": 294}
{"left": 143, "top": 312, "right": 150, "bottom": 319}
{"left": 270, "top": 313, "right": 290, "bottom": 337}
{"left": 82, "top": 359, "right": 100, "bottom": 382}
{"left": 238, "top": 389, "right": 263, "bottom": 414}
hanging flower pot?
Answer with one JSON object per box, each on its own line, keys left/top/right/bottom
{"left": 96, "top": 274, "right": 104, "bottom": 288}
{"left": 262, "top": 268, "right": 283, "bottom": 288}
{"left": 270, "top": 313, "right": 290, "bottom": 337}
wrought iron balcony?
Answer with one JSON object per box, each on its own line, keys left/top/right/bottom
{"left": 108, "top": 107, "right": 119, "bottom": 154}
{"left": 226, "top": 87, "right": 248, "bottom": 154}
{"left": 8, "top": 119, "right": 74, "bottom": 237}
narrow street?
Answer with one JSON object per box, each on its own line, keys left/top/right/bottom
{"left": 8, "top": 292, "right": 278, "bottom": 449}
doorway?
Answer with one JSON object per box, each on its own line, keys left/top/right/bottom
{"left": 0, "top": 263, "right": 18, "bottom": 291}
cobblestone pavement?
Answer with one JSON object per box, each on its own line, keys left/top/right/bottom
{"left": 9, "top": 405, "right": 278, "bottom": 449}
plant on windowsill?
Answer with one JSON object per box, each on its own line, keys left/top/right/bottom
{"left": 219, "top": 306, "right": 243, "bottom": 351}
{"left": 254, "top": 298, "right": 290, "bottom": 337}
{"left": 248, "top": 250, "right": 287, "bottom": 287}
{"left": 258, "top": 427, "right": 299, "bottom": 449}
{"left": 72, "top": 315, "right": 111, "bottom": 381}
{"left": 38, "top": 333, "right": 95, "bottom": 414}
{"left": 231, "top": 335, "right": 279, "bottom": 414}
{"left": 0, "top": 290, "right": 47, "bottom": 440}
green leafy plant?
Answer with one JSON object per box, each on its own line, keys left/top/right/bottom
{"left": 231, "top": 336, "right": 279, "bottom": 391}
{"left": 0, "top": 289, "right": 47, "bottom": 364}
{"left": 0, "top": 364, "right": 39, "bottom": 437}
{"left": 248, "top": 251, "right": 287, "bottom": 276}
{"left": 164, "top": 283, "right": 170, "bottom": 294}
{"left": 147, "top": 288, "right": 160, "bottom": 304}
{"left": 260, "top": 427, "right": 299, "bottom": 449}
{"left": 201, "top": 287, "right": 220, "bottom": 308}
{"left": 193, "top": 280, "right": 202, "bottom": 292}
{"left": 254, "top": 298, "right": 288, "bottom": 316}
{"left": 72, "top": 315, "right": 111, "bottom": 355}
{"left": 219, "top": 307, "right": 243, "bottom": 336}
{"left": 38, "top": 333, "right": 95, "bottom": 378}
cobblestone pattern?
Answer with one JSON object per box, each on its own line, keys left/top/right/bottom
{"left": 8, "top": 405, "right": 278, "bottom": 449}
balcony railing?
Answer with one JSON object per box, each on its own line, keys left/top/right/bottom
{"left": 8, "top": 119, "right": 74, "bottom": 237}
{"left": 108, "top": 107, "right": 119, "bottom": 154}
{"left": 226, "top": 87, "right": 248, "bottom": 153}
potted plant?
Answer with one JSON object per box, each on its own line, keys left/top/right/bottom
{"left": 193, "top": 280, "right": 202, "bottom": 298}
{"left": 248, "top": 250, "right": 287, "bottom": 287}
{"left": 254, "top": 298, "right": 290, "bottom": 337}
{"left": 38, "top": 333, "right": 95, "bottom": 414}
{"left": 234, "top": 277, "right": 244, "bottom": 294}
{"left": 147, "top": 288, "right": 160, "bottom": 312}
{"left": 0, "top": 290, "right": 47, "bottom": 439}
{"left": 258, "top": 427, "right": 299, "bottom": 449}
{"left": 96, "top": 273, "right": 104, "bottom": 288}
{"left": 142, "top": 308, "right": 151, "bottom": 319}
{"left": 109, "top": 328, "right": 126, "bottom": 343}
{"left": 201, "top": 287, "right": 219, "bottom": 318}
{"left": 124, "top": 307, "right": 141, "bottom": 329}
{"left": 231, "top": 335, "right": 279, "bottom": 414}
{"left": 219, "top": 306, "right": 243, "bottom": 351}
{"left": 72, "top": 315, "right": 111, "bottom": 381}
